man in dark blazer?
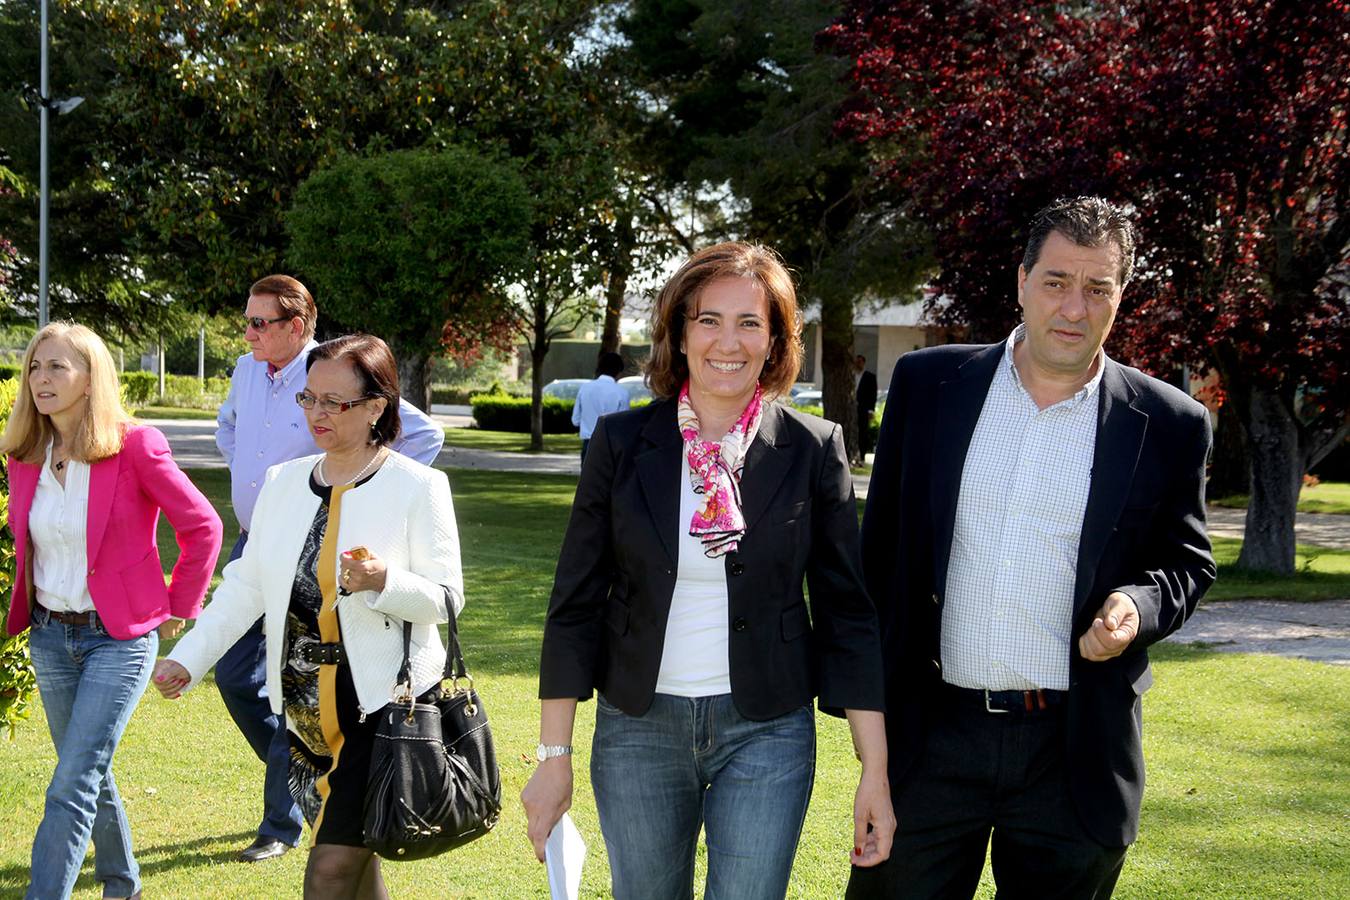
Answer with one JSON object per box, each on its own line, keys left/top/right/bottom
{"left": 855, "top": 354, "right": 879, "bottom": 457}
{"left": 847, "top": 197, "right": 1216, "bottom": 899}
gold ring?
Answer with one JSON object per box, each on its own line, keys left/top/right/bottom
{"left": 341, "top": 570, "right": 352, "bottom": 585}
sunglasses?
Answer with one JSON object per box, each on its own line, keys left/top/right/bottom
{"left": 295, "top": 391, "right": 372, "bottom": 415}
{"left": 244, "top": 315, "right": 292, "bottom": 331}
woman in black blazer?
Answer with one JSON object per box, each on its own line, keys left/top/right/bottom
{"left": 521, "top": 242, "right": 894, "bottom": 899}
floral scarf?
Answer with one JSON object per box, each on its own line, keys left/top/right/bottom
{"left": 677, "top": 381, "right": 765, "bottom": 558}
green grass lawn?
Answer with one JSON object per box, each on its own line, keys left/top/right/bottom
{"left": 2, "top": 468, "right": 1347, "bottom": 897}
{"left": 1212, "top": 479, "right": 1350, "bottom": 516}
{"left": 1208, "top": 536, "right": 1350, "bottom": 601}
{"left": 442, "top": 427, "right": 582, "bottom": 455}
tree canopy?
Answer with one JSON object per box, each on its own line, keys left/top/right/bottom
{"left": 826, "top": 0, "right": 1350, "bottom": 571}
{"left": 286, "top": 146, "right": 532, "bottom": 410}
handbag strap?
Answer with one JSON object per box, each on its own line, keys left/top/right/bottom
{"left": 394, "top": 586, "right": 468, "bottom": 690}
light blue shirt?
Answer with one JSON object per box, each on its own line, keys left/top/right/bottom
{"left": 941, "top": 324, "right": 1104, "bottom": 692}
{"left": 216, "top": 341, "right": 445, "bottom": 530}
{"left": 571, "top": 375, "right": 630, "bottom": 440}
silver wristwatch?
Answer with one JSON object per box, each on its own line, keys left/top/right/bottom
{"left": 535, "top": 743, "right": 573, "bottom": 762}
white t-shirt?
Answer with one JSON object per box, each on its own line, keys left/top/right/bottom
{"left": 654, "top": 457, "right": 733, "bottom": 697}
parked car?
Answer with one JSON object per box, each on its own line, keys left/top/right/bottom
{"left": 792, "top": 388, "right": 822, "bottom": 406}
{"left": 618, "top": 375, "right": 653, "bottom": 404}
{"left": 541, "top": 378, "right": 590, "bottom": 401}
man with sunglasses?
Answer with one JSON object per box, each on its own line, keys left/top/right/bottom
{"left": 213, "top": 274, "right": 444, "bottom": 862}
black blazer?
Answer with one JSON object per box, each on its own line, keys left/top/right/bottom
{"left": 863, "top": 344, "right": 1215, "bottom": 847}
{"left": 539, "top": 398, "right": 884, "bottom": 721}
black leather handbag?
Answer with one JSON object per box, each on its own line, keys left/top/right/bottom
{"left": 363, "top": 609, "right": 501, "bottom": 860}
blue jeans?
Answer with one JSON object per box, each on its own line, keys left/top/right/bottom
{"left": 214, "top": 530, "right": 303, "bottom": 845}
{"left": 591, "top": 693, "right": 816, "bottom": 900}
{"left": 27, "top": 607, "right": 157, "bottom": 900}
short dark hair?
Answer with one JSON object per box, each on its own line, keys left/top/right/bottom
{"left": 1022, "top": 196, "right": 1136, "bottom": 285}
{"left": 646, "top": 242, "right": 803, "bottom": 400}
{"left": 306, "top": 334, "right": 402, "bottom": 447}
{"left": 596, "top": 352, "right": 624, "bottom": 378}
{"left": 250, "top": 274, "right": 318, "bottom": 340}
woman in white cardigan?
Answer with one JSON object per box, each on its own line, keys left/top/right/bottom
{"left": 153, "top": 334, "right": 463, "bottom": 900}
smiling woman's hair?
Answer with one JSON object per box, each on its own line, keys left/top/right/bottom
{"left": 305, "top": 333, "right": 402, "bottom": 447}
{"left": 0, "top": 321, "right": 133, "bottom": 464}
{"left": 646, "top": 241, "right": 804, "bottom": 400}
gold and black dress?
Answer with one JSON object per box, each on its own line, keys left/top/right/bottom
{"left": 280, "top": 473, "right": 379, "bottom": 848}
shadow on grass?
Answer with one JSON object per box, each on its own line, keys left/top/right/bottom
{"left": 0, "top": 830, "right": 258, "bottom": 891}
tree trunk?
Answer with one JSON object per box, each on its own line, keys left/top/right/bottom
{"left": 600, "top": 215, "right": 634, "bottom": 357}
{"left": 818, "top": 292, "right": 859, "bottom": 463}
{"left": 395, "top": 348, "right": 432, "bottom": 413}
{"left": 599, "top": 270, "right": 628, "bottom": 358}
{"left": 1206, "top": 398, "right": 1251, "bottom": 499}
{"left": 1235, "top": 384, "right": 1301, "bottom": 574}
{"left": 529, "top": 336, "right": 549, "bottom": 452}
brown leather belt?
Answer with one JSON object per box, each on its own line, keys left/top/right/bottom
{"left": 39, "top": 607, "right": 102, "bottom": 628}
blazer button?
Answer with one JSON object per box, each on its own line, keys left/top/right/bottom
{"left": 732, "top": 617, "right": 748, "bottom": 632}
{"left": 931, "top": 593, "right": 940, "bottom": 606}
{"left": 729, "top": 562, "right": 745, "bottom": 576}
{"left": 930, "top": 658, "right": 942, "bottom": 674}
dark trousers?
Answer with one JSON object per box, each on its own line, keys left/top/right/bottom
{"left": 857, "top": 406, "right": 874, "bottom": 457}
{"left": 580, "top": 439, "right": 590, "bottom": 463}
{"left": 847, "top": 690, "right": 1126, "bottom": 900}
{"left": 214, "top": 530, "right": 304, "bottom": 845}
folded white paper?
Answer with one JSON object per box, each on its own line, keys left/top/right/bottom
{"left": 545, "top": 812, "right": 587, "bottom": 900}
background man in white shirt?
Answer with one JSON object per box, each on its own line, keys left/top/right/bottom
{"left": 848, "top": 197, "right": 1215, "bottom": 899}
{"left": 571, "top": 351, "right": 630, "bottom": 462}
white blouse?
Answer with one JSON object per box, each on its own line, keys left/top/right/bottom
{"left": 654, "top": 458, "right": 733, "bottom": 697}
{"left": 30, "top": 442, "right": 95, "bottom": 614}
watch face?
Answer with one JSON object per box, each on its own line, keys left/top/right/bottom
{"left": 535, "top": 745, "right": 547, "bottom": 762}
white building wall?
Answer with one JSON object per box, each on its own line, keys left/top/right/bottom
{"left": 876, "top": 326, "right": 929, "bottom": 391}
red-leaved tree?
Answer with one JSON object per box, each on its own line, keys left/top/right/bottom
{"left": 824, "top": 0, "right": 1350, "bottom": 573}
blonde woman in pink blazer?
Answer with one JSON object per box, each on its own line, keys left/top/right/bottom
{"left": 2, "top": 322, "right": 222, "bottom": 900}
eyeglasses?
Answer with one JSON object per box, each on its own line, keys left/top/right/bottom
{"left": 295, "top": 391, "right": 372, "bottom": 414}
{"left": 244, "top": 315, "right": 292, "bottom": 332}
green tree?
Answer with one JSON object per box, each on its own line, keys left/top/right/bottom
{"left": 618, "top": 0, "right": 930, "bottom": 460}
{"left": 286, "top": 147, "right": 532, "bottom": 410}
{"left": 0, "top": 1, "right": 182, "bottom": 335}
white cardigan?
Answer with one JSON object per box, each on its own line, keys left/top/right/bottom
{"left": 170, "top": 450, "right": 464, "bottom": 715}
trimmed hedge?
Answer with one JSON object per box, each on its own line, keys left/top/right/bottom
{"left": 470, "top": 394, "right": 576, "bottom": 433}
{"left": 0, "top": 378, "right": 37, "bottom": 736}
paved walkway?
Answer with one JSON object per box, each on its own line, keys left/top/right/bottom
{"left": 146, "top": 418, "right": 586, "bottom": 475}
{"left": 1168, "top": 599, "right": 1350, "bottom": 665}
{"left": 1206, "top": 505, "right": 1350, "bottom": 550}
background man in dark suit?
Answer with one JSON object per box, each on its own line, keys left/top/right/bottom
{"left": 847, "top": 196, "right": 1216, "bottom": 899}
{"left": 855, "top": 354, "right": 878, "bottom": 457}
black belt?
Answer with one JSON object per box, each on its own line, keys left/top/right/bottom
{"left": 298, "top": 641, "right": 348, "bottom": 665}
{"left": 941, "top": 682, "right": 1067, "bottom": 714}
{"left": 39, "top": 607, "right": 102, "bottom": 628}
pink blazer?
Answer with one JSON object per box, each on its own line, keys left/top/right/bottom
{"left": 6, "top": 425, "right": 223, "bottom": 640}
